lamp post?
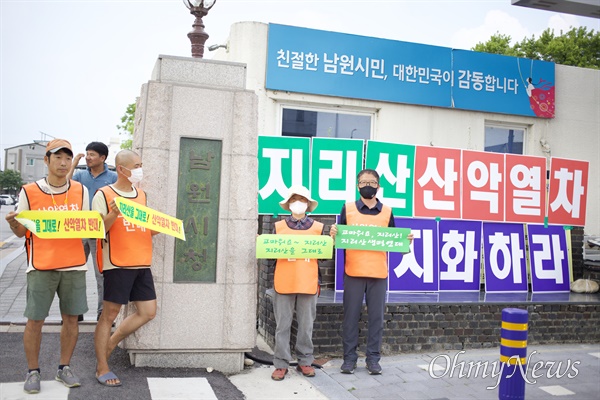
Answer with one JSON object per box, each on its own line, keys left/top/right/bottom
{"left": 183, "top": 0, "right": 217, "bottom": 58}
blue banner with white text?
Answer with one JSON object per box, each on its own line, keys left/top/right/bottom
{"left": 266, "top": 24, "right": 555, "bottom": 118}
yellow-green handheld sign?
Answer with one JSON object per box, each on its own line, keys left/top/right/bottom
{"left": 256, "top": 234, "right": 333, "bottom": 259}
{"left": 335, "top": 225, "right": 411, "bottom": 253}
{"left": 16, "top": 210, "right": 105, "bottom": 239}
{"left": 115, "top": 197, "right": 185, "bottom": 241}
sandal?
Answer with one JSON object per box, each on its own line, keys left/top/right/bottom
{"left": 96, "top": 371, "right": 122, "bottom": 387}
{"left": 296, "top": 365, "right": 315, "bottom": 377}
{"left": 271, "top": 368, "right": 288, "bottom": 381}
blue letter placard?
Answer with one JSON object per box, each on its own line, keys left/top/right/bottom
{"left": 389, "top": 218, "right": 439, "bottom": 292}
{"left": 527, "top": 224, "right": 571, "bottom": 293}
{"left": 483, "top": 222, "right": 528, "bottom": 293}
{"left": 438, "top": 219, "right": 482, "bottom": 291}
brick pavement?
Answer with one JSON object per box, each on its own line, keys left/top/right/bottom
{"left": 0, "top": 246, "right": 98, "bottom": 323}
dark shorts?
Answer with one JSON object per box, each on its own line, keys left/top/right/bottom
{"left": 103, "top": 268, "right": 156, "bottom": 305}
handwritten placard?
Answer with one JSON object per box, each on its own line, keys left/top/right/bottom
{"left": 115, "top": 197, "right": 185, "bottom": 240}
{"left": 335, "top": 225, "right": 411, "bottom": 253}
{"left": 256, "top": 234, "right": 333, "bottom": 259}
{"left": 16, "top": 210, "right": 105, "bottom": 239}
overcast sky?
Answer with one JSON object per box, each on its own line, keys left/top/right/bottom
{"left": 1, "top": 0, "right": 598, "bottom": 164}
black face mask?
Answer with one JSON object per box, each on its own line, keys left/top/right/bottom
{"left": 359, "top": 185, "right": 378, "bottom": 199}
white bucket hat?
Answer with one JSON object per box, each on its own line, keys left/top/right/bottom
{"left": 279, "top": 185, "right": 318, "bottom": 212}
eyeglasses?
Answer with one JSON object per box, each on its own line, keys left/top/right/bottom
{"left": 358, "top": 181, "right": 379, "bottom": 188}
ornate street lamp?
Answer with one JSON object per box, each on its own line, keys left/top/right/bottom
{"left": 183, "top": 0, "right": 217, "bottom": 58}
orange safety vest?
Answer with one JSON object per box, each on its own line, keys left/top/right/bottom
{"left": 273, "top": 219, "right": 324, "bottom": 295}
{"left": 344, "top": 201, "right": 391, "bottom": 279}
{"left": 22, "top": 180, "right": 86, "bottom": 270}
{"left": 97, "top": 186, "right": 152, "bottom": 270}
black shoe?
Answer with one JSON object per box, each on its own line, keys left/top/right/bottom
{"left": 366, "top": 360, "right": 382, "bottom": 375}
{"left": 340, "top": 360, "right": 357, "bottom": 374}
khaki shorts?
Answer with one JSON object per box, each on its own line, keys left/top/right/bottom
{"left": 24, "top": 270, "right": 88, "bottom": 320}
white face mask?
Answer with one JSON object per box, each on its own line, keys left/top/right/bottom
{"left": 289, "top": 200, "right": 308, "bottom": 215}
{"left": 126, "top": 167, "right": 143, "bottom": 184}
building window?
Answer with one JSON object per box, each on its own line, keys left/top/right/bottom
{"left": 26, "top": 158, "right": 35, "bottom": 166}
{"left": 484, "top": 124, "right": 525, "bottom": 154}
{"left": 282, "top": 107, "right": 371, "bottom": 139}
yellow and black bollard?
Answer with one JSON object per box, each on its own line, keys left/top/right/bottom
{"left": 499, "top": 308, "right": 528, "bottom": 400}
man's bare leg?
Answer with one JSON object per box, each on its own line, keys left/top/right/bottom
{"left": 24, "top": 319, "right": 44, "bottom": 370}
{"left": 95, "top": 301, "right": 122, "bottom": 385}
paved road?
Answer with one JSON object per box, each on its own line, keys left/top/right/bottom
{"left": 1, "top": 327, "right": 599, "bottom": 400}
{"left": 1, "top": 228, "right": 599, "bottom": 399}
{"left": 0, "top": 329, "right": 245, "bottom": 400}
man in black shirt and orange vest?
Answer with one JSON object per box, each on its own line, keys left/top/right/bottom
{"left": 5, "top": 139, "right": 90, "bottom": 394}
{"left": 330, "top": 169, "right": 412, "bottom": 376}
{"left": 270, "top": 185, "right": 323, "bottom": 381}
{"left": 92, "top": 149, "right": 159, "bottom": 387}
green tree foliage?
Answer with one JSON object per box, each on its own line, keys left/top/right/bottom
{"left": 0, "top": 169, "right": 24, "bottom": 194}
{"left": 117, "top": 102, "right": 136, "bottom": 150}
{"left": 473, "top": 27, "right": 600, "bottom": 69}
{"left": 472, "top": 33, "right": 519, "bottom": 57}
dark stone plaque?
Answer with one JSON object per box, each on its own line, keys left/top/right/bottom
{"left": 174, "top": 137, "right": 222, "bottom": 282}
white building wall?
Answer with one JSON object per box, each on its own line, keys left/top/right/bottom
{"left": 213, "top": 21, "right": 600, "bottom": 236}
{"left": 4, "top": 143, "right": 47, "bottom": 184}
{"left": 106, "top": 136, "right": 121, "bottom": 168}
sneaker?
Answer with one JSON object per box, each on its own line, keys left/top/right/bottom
{"left": 340, "top": 360, "right": 357, "bottom": 374}
{"left": 271, "top": 368, "right": 288, "bottom": 381}
{"left": 24, "top": 371, "right": 41, "bottom": 394}
{"left": 296, "top": 364, "right": 315, "bottom": 377}
{"left": 55, "top": 366, "right": 81, "bottom": 388}
{"left": 366, "top": 360, "right": 382, "bottom": 375}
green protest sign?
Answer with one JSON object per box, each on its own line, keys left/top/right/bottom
{"left": 310, "top": 137, "right": 364, "bottom": 214}
{"left": 335, "top": 225, "right": 411, "bottom": 253}
{"left": 258, "top": 136, "right": 311, "bottom": 215}
{"left": 256, "top": 234, "right": 333, "bottom": 259}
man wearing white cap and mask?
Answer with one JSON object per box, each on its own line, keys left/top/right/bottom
{"left": 270, "top": 185, "right": 323, "bottom": 381}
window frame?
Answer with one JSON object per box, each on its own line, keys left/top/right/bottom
{"left": 484, "top": 121, "right": 528, "bottom": 155}
{"left": 278, "top": 103, "right": 375, "bottom": 140}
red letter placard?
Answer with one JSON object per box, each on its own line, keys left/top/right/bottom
{"left": 505, "top": 154, "right": 546, "bottom": 224}
{"left": 547, "top": 157, "right": 589, "bottom": 226}
{"left": 462, "top": 150, "right": 505, "bottom": 222}
{"left": 414, "top": 146, "right": 461, "bottom": 219}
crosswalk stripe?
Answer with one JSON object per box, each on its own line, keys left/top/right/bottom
{"left": 147, "top": 377, "right": 218, "bottom": 400}
{"left": 539, "top": 385, "right": 576, "bottom": 396}
{"left": 0, "top": 380, "right": 69, "bottom": 399}
{"left": 0, "top": 378, "right": 219, "bottom": 400}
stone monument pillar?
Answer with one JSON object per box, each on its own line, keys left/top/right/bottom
{"left": 121, "top": 55, "right": 258, "bottom": 373}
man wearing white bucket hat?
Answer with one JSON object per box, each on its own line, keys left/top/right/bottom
{"left": 270, "top": 185, "right": 324, "bottom": 381}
